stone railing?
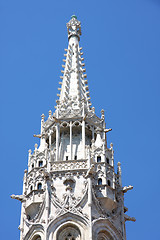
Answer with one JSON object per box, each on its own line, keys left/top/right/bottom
{"left": 51, "top": 159, "right": 88, "bottom": 171}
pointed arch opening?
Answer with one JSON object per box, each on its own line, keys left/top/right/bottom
{"left": 57, "top": 224, "right": 81, "bottom": 240}
{"left": 37, "top": 183, "right": 42, "bottom": 190}
{"left": 98, "top": 178, "right": 102, "bottom": 185}
{"left": 97, "top": 230, "right": 114, "bottom": 240}
{"left": 107, "top": 180, "right": 111, "bottom": 187}
{"left": 97, "top": 156, "right": 101, "bottom": 163}
{"left": 32, "top": 235, "right": 41, "bottom": 240}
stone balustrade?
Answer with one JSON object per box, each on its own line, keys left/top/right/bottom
{"left": 51, "top": 159, "right": 88, "bottom": 171}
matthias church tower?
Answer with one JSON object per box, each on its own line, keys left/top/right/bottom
{"left": 12, "top": 16, "right": 135, "bottom": 240}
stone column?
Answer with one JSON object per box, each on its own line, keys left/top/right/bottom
{"left": 70, "top": 121, "right": 72, "bottom": 160}
{"left": 82, "top": 100, "right": 85, "bottom": 159}
{"left": 102, "top": 139, "right": 106, "bottom": 162}
{"left": 40, "top": 114, "right": 46, "bottom": 151}
{"left": 28, "top": 149, "right": 32, "bottom": 171}
{"left": 82, "top": 120, "right": 85, "bottom": 159}
{"left": 23, "top": 169, "right": 27, "bottom": 195}
{"left": 49, "top": 130, "right": 52, "bottom": 148}
{"left": 117, "top": 162, "right": 122, "bottom": 187}
{"left": 19, "top": 203, "right": 25, "bottom": 240}
{"left": 45, "top": 180, "right": 50, "bottom": 224}
{"left": 44, "top": 176, "right": 50, "bottom": 240}
{"left": 110, "top": 143, "right": 114, "bottom": 167}
{"left": 92, "top": 126, "right": 95, "bottom": 140}
{"left": 88, "top": 153, "right": 93, "bottom": 240}
{"left": 56, "top": 123, "right": 60, "bottom": 161}
{"left": 101, "top": 109, "right": 105, "bottom": 140}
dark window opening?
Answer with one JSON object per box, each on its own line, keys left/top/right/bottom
{"left": 97, "top": 156, "right": 101, "bottom": 162}
{"left": 35, "top": 236, "right": 41, "bottom": 240}
{"left": 30, "top": 186, "right": 33, "bottom": 191}
{"left": 75, "top": 122, "right": 79, "bottom": 126}
{"left": 38, "top": 183, "right": 42, "bottom": 190}
{"left": 74, "top": 155, "right": 77, "bottom": 160}
{"left": 98, "top": 178, "right": 102, "bottom": 185}
{"left": 39, "top": 161, "right": 43, "bottom": 167}
{"left": 27, "top": 215, "right": 31, "bottom": 220}
{"left": 106, "top": 158, "right": 109, "bottom": 164}
{"left": 107, "top": 180, "right": 111, "bottom": 186}
{"left": 32, "top": 163, "right": 34, "bottom": 168}
{"left": 46, "top": 139, "right": 49, "bottom": 148}
{"left": 66, "top": 156, "right": 68, "bottom": 160}
{"left": 63, "top": 123, "right": 67, "bottom": 127}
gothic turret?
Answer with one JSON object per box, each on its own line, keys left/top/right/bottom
{"left": 11, "top": 16, "right": 135, "bottom": 240}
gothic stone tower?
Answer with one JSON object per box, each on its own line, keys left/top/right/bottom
{"left": 11, "top": 16, "right": 135, "bottom": 240}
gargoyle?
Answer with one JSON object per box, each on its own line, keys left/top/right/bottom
{"left": 11, "top": 194, "right": 26, "bottom": 202}
{"left": 124, "top": 214, "right": 136, "bottom": 222}
{"left": 123, "top": 185, "right": 133, "bottom": 193}
{"left": 33, "top": 134, "right": 41, "bottom": 138}
{"left": 104, "top": 128, "right": 112, "bottom": 133}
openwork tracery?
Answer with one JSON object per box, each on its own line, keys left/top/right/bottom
{"left": 57, "top": 225, "right": 81, "bottom": 240}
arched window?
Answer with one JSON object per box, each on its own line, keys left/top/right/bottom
{"left": 37, "top": 183, "right": 42, "bottom": 190}
{"left": 39, "top": 161, "right": 43, "bottom": 167}
{"left": 32, "top": 163, "right": 34, "bottom": 168}
{"left": 107, "top": 180, "right": 111, "bottom": 186}
{"left": 98, "top": 178, "right": 102, "bottom": 185}
{"left": 57, "top": 225, "right": 81, "bottom": 240}
{"left": 97, "top": 156, "right": 101, "bottom": 162}
{"left": 30, "top": 186, "right": 33, "bottom": 191}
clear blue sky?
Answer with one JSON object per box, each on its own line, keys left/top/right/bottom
{"left": 1, "top": 0, "right": 160, "bottom": 239}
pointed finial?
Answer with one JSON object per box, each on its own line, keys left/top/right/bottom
{"left": 92, "top": 107, "right": 95, "bottom": 113}
{"left": 101, "top": 109, "right": 105, "bottom": 119}
{"left": 71, "top": 15, "right": 77, "bottom": 19}
{"left": 41, "top": 114, "right": 45, "bottom": 121}
{"left": 117, "top": 162, "right": 121, "bottom": 167}
{"left": 28, "top": 149, "right": 32, "bottom": 154}
{"left": 110, "top": 142, "right": 113, "bottom": 148}
{"left": 67, "top": 16, "right": 81, "bottom": 41}
{"left": 49, "top": 110, "right": 52, "bottom": 118}
{"left": 28, "top": 149, "right": 32, "bottom": 164}
{"left": 34, "top": 143, "right": 38, "bottom": 150}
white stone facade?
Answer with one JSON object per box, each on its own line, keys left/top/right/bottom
{"left": 11, "top": 15, "right": 135, "bottom": 240}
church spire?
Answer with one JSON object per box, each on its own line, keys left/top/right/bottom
{"left": 56, "top": 16, "right": 91, "bottom": 112}
{"left": 11, "top": 17, "right": 135, "bottom": 240}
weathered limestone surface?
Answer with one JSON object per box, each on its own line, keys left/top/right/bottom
{"left": 11, "top": 16, "right": 135, "bottom": 240}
